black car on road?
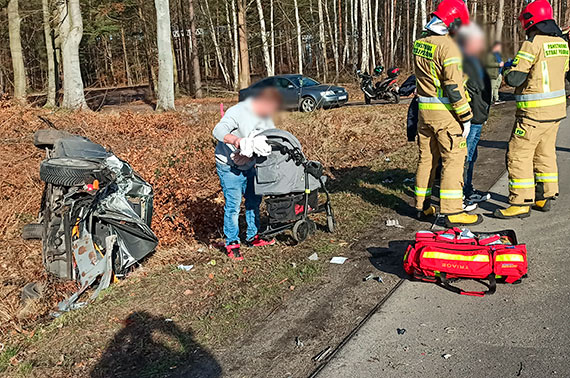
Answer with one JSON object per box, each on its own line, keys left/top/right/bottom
{"left": 238, "top": 74, "right": 348, "bottom": 112}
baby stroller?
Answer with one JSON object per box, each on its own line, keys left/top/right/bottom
{"left": 254, "top": 129, "right": 335, "bottom": 243}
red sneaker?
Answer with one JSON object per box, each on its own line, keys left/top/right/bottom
{"left": 226, "top": 242, "right": 243, "bottom": 261}
{"left": 246, "top": 235, "right": 276, "bottom": 248}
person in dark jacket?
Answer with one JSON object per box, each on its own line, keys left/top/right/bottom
{"left": 485, "top": 41, "right": 504, "bottom": 104}
{"left": 457, "top": 24, "right": 492, "bottom": 206}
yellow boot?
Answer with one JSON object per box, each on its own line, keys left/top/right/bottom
{"left": 416, "top": 205, "right": 436, "bottom": 220}
{"left": 445, "top": 213, "right": 483, "bottom": 227}
{"left": 533, "top": 199, "right": 552, "bottom": 212}
{"left": 493, "top": 205, "right": 531, "bottom": 219}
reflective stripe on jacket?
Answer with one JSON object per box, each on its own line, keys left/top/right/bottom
{"left": 508, "top": 35, "right": 569, "bottom": 121}
{"left": 413, "top": 34, "right": 472, "bottom": 124}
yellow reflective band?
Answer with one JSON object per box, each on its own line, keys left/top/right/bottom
{"left": 515, "top": 51, "right": 536, "bottom": 62}
{"left": 517, "top": 95, "right": 566, "bottom": 109}
{"left": 429, "top": 61, "right": 443, "bottom": 96}
{"left": 543, "top": 42, "right": 569, "bottom": 57}
{"left": 305, "top": 189, "right": 311, "bottom": 193}
{"left": 509, "top": 179, "right": 535, "bottom": 188}
{"left": 415, "top": 186, "right": 432, "bottom": 196}
{"left": 495, "top": 254, "right": 525, "bottom": 262}
{"left": 542, "top": 61, "right": 550, "bottom": 93}
{"left": 454, "top": 103, "right": 471, "bottom": 115}
{"left": 439, "top": 189, "right": 463, "bottom": 199}
{"left": 443, "top": 57, "right": 462, "bottom": 67}
{"left": 413, "top": 40, "right": 437, "bottom": 60}
{"left": 418, "top": 102, "right": 453, "bottom": 111}
{"left": 423, "top": 251, "right": 490, "bottom": 262}
{"left": 535, "top": 173, "right": 558, "bottom": 183}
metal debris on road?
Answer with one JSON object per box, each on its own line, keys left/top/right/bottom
{"left": 313, "top": 347, "right": 332, "bottom": 362}
{"left": 397, "top": 328, "right": 406, "bottom": 335}
{"left": 177, "top": 264, "right": 194, "bottom": 272}
{"left": 295, "top": 336, "right": 304, "bottom": 348}
{"left": 386, "top": 219, "right": 404, "bottom": 228}
{"left": 363, "top": 274, "right": 383, "bottom": 283}
{"left": 330, "top": 256, "right": 348, "bottom": 264}
{"left": 442, "top": 354, "right": 452, "bottom": 360}
{"left": 308, "top": 253, "right": 319, "bottom": 261}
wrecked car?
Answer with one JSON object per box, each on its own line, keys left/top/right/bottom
{"left": 22, "top": 125, "right": 158, "bottom": 310}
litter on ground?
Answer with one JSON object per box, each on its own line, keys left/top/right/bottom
{"left": 386, "top": 219, "right": 404, "bottom": 228}
{"left": 308, "top": 253, "right": 319, "bottom": 261}
{"left": 330, "top": 256, "right": 348, "bottom": 264}
{"left": 177, "top": 265, "right": 194, "bottom": 272}
{"left": 442, "top": 354, "right": 452, "bottom": 360}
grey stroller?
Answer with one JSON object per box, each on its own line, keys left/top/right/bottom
{"left": 254, "top": 129, "right": 335, "bottom": 243}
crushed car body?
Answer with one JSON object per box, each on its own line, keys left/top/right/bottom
{"left": 24, "top": 127, "right": 158, "bottom": 311}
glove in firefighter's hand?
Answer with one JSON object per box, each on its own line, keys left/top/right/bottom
{"left": 462, "top": 121, "right": 471, "bottom": 139}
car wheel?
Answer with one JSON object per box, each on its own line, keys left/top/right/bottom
{"left": 22, "top": 223, "right": 43, "bottom": 240}
{"left": 33, "top": 129, "right": 72, "bottom": 149}
{"left": 40, "top": 158, "right": 103, "bottom": 187}
{"left": 300, "top": 97, "right": 317, "bottom": 112}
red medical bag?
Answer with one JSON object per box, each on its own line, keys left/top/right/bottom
{"left": 403, "top": 228, "right": 527, "bottom": 297}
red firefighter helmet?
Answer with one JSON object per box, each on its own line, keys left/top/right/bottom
{"left": 432, "top": 0, "right": 470, "bottom": 29}
{"left": 519, "top": 0, "right": 554, "bottom": 30}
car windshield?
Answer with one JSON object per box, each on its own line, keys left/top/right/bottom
{"left": 291, "top": 76, "right": 320, "bottom": 88}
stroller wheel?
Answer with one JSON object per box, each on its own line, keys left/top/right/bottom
{"left": 292, "top": 220, "right": 310, "bottom": 243}
{"left": 307, "top": 219, "right": 317, "bottom": 234}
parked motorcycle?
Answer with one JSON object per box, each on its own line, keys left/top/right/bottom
{"left": 357, "top": 66, "right": 401, "bottom": 104}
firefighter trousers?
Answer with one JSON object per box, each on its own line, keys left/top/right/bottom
{"left": 415, "top": 116, "right": 467, "bottom": 214}
{"left": 507, "top": 117, "right": 560, "bottom": 205}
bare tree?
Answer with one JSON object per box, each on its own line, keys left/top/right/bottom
{"left": 203, "top": 0, "right": 231, "bottom": 86}
{"left": 495, "top": 0, "right": 504, "bottom": 42}
{"left": 7, "top": 0, "right": 26, "bottom": 102}
{"left": 420, "top": 0, "right": 427, "bottom": 26}
{"left": 230, "top": 0, "right": 240, "bottom": 90}
{"left": 237, "top": 0, "right": 250, "bottom": 88}
{"left": 412, "top": 0, "right": 419, "bottom": 40}
{"left": 256, "top": 0, "right": 273, "bottom": 76}
{"left": 58, "top": 0, "right": 87, "bottom": 109}
{"left": 42, "top": 0, "right": 56, "bottom": 107}
{"left": 317, "top": 0, "right": 326, "bottom": 79}
{"left": 294, "top": 0, "right": 303, "bottom": 74}
{"left": 154, "top": 0, "right": 175, "bottom": 110}
{"left": 188, "top": 0, "right": 203, "bottom": 97}
{"left": 270, "top": 0, "right": 275, "bottom": 74}
{"left": 360, "top": 0, "right": 369, "bottom": 72}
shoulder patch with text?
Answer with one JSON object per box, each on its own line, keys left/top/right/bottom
{"left": 544, "top": 42, "right": 569, "bottom": 58}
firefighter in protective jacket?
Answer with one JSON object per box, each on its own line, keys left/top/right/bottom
{"left": 494, "top": 0, "right": 569, "bottom": 219}
{"left": 413, "top": 0, "right": 482, "bottom": 227}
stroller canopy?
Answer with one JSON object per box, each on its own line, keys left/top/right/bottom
{"left": 254, "top": 129, "right": 321, "bottom": 196}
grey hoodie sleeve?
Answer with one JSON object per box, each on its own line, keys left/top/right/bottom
{"left": 212, "top": 111, "right": 238, "bottom": 142}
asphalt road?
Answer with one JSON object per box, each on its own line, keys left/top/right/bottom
{"left": 317, "top": 114, "right": 570, "bottom": 378}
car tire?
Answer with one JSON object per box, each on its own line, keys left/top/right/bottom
{"left": 22, "top": 223, "right": 43, "bottom": 240}
{"left": 40, "top": 158, "right": 102, "bottom": 187}
{"left": 33, "top": 129, "right": 71, "bottom": 149}
{"left": 300, "top": 97, "right": 317, "bottom": 113}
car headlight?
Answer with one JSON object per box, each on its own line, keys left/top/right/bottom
{"left": 320, "top": 90, "right": 335, "bottom": 96}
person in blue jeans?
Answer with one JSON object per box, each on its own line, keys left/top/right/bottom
{"left": 457, "top": 24, "right": 492, "bottom": 209}
{"left": 212, "top": 88, "right": 282, "bottom": 260}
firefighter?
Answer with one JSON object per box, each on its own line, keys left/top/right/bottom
{"left": 413, "top": 0, "right": 482, "bottom": 227}
{"left": 494, "top": 0, "right": 569, "bottom": 219}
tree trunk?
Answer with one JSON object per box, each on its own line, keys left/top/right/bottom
{"left": 565, "top": 0, "right": 570, "bottom": 27}
{"left": 495, "top": 0, "right": 504, "bottom": 42}
{"left": 8, "top": 0, "right": 26, "bottom": 102}
{"left": 42, "top": 0, "right": 56, "bottom": 107}
{"left": 294, "top": 0, "right": 304, "bottom": 75}
{"left": 237, "top": 0, "right": 250, "bottom": 88}
{"left": 412, "top": 0, "right": 419, "bottom": 40}
{"left": 317, "top": 0, "right": 326, "bottom": 79}
{"left": 203, "top": 0, "right": 231, "bottom": 86}
{"left": 121, "top": 28, "right": 133, "bottom": 86}
{"left": 58, "top": 0, "right": 87, "bottom": 109}
{"left": 325, "top": 0, "right": 339, "bottom": 77}
{"left": 390, "top": 0, "right": 395, "bottom": 66}
{"left": 230, "top": 0, "right": 240, "bottom": 90}
{"left": 420, "top": 0, "right": 427, "bottom": 26}
{"left": 189, "top": 0, "right": 203, "bottom": 98}
{"left": 270, "top": 0, "right": 275, "bottom": 74}
{"left": 360, "top": 0, "right": 369, "bottom": 72}
{"left": 256, "top": 0, "right": 273, "bottom": 76}
{"left": 154, "top": 0, "right": 175, "bottom": 111}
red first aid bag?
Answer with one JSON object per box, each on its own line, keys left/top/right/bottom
{"left": 403, "top": 228, "right": 527, "bottom": 297}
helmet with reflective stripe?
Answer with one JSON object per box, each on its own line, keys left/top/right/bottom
{"left": 519, "top": 0, "right": 554, "bottom": 31}
{"left": 432, "top": 0, "right": 470, "bottom": 30}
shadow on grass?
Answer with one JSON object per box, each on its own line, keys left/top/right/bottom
{"left": 90, "top": 311, "right": 221, "bottom": 378}
{"left": 329, "top": 166, "right": 416, "bottom": 218}
{"left": 367, "top": 240, "right": 412, "bottom": 279}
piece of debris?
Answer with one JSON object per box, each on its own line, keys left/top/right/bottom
{"left": 385, "top": 157, "right": 391, "bottom": 162}
{"left": 382, "top": 178, "right": 394, "bottom": 184}
{"left": 444, "top": 326, "right": 456, "bottom": 334}
{"left": 308, "top": 253, "right": 319, "bottom": 261}
{"left": 197, "top": 247, "right": 206, "bottom": 253}
{"left": 183, "top": 289, "right": 193, "bottom": 296}
{"left": 442, "top": 354, "right": 452, "bottom": 360}
{"left": 397, "top": 328, "right": 406, "bottom": 335}
{"left": 21, "top": 282, "right": 44, "bottom": 303}
{"left": 177, "top": 264, "right": 194, "bottom": 272}
{"left": 403, "top": 178, "right": 415, "bottom": 183}
{"left": 165, "top": 318, "right": 173, "bottom": 322}
{"left": 363, "top": 274, "right": 384, "bottom": 283}
{"left": 208, "top": 260, "right": 217, "bottom": 266}
{"left": 517, "top": 362, "right": 524, "bottom": 376}
{"left": 386, "top": 219, "right": 404, "bottom": 228}
{"left": 291, "top": 262, "right": 297, "bottom": 268}
{"left": 313, "top": 347, "right": 332, "bottom": 362}
{"left": 295, "top": 336, "right": 304, "bottom": 348}
{"left": 330, "top": 256, "right": 348, "bottom": 264}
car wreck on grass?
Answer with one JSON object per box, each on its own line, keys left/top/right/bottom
{"left": 22, "top": 125, "right": 158, "bottom": 312}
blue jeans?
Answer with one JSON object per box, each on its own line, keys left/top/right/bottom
{"left": 216, "top": 162, "right": 261, "bottom": 245}
{"left": 464, "top": 123, "right": 483, "bottom": 196}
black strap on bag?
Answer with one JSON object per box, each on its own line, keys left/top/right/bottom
{"left": 439, "top": 273, "right": 497, "bottom": 297}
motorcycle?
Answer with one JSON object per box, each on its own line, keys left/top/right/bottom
{"left": 357, "top": 66, "right": 401, "bottom": 104}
